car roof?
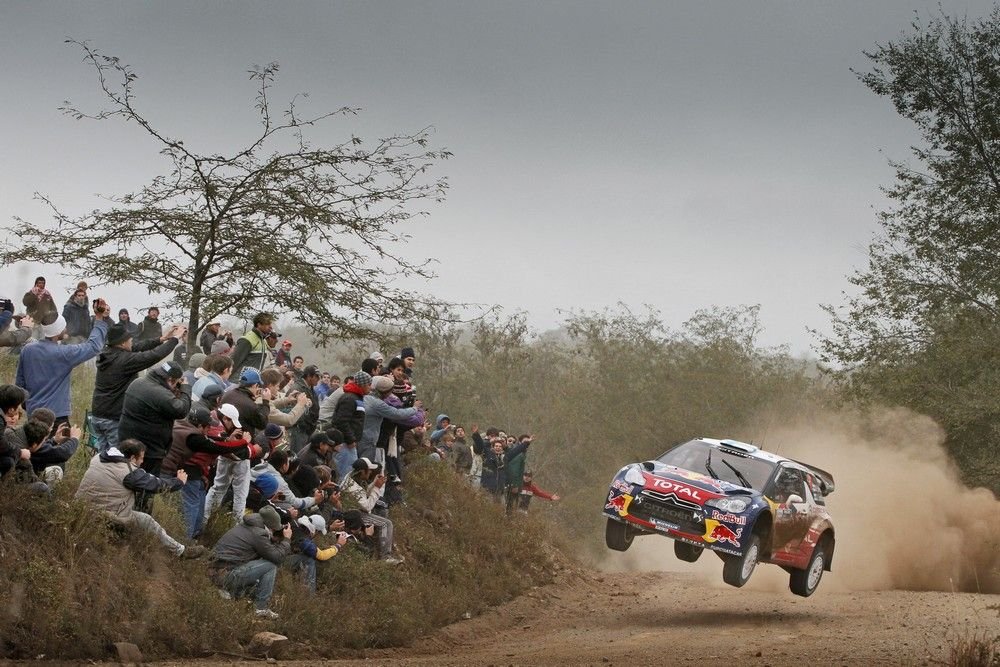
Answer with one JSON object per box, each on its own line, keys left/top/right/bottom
{"left": 697, "top": 437, "right": 835, "bottom": 493}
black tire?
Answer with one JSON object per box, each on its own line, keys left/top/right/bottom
{"left": 674, "top": 541, "right": 704, "bottom": 562}
{"left": 605, "top": 518, "right": 634, "bottom": 552}
{"left": 789, "top": 539, "right": 827, "bottom": 597}
{"left": 722, "top": 533, "right": 761, "bottom": 588}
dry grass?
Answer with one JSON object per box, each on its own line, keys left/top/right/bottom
{"left": 949, "top": 633, "right": 1000, "bottom": 666}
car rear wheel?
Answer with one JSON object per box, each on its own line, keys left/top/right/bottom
{"left": 605, "top": 518, "right": 634, "bottom": 551}
{"left": 722, "top": 533, "right": 760, "bottom": 588}
{"left": 789, "top": 539, "right": 827, "bottom": 597}
{"left": 674, "top": 541, "right": 704, "bottom": 562}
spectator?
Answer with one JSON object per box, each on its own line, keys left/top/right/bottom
{"left": 260, "top": 367, "right": 309, "bottom": 429}
{"left": 21, "top": 276, "right": 56, "bottom": 322}
{"left": 136, "top": 306, "right": 163, "bottom": 342}
{"left": 183, "top": 352, "right": 208, "bottom": 386}
{"left": 360, "top": 357, "right": 379, "bottom": 376}
{"left": 202, "top": 402, "right": 253, "bottom": 523}
{"left": 117, "top": 308, "right": 139, "bottom": 336}
{"left": 230, "top": 313, "right": 273, "bottom": 378}
{"left": 474, "top": 428, "right": 532, "bottom": 501}
{"left": 0, "top": 385, "right": 29, "bottom": 475}
{"left": 274, "top": 339, "right": 293, "bottom": 368}
{"left": 287, "top": 514, "right": 346, "bottom": 593}
{"left": 400, "top": 346, "right": 415, "bottom": 378}
{"left": 341, "top": 509, "right": 378, "bottom": 558}
{"left": 250, "top": 448, "right": 323, "bottom": 514}
{"left": 0, "top": 298, "right": 33, "bottom": 348}
{"left": 12, "top": 419, "right": 55, "bottom": 493}
{"left": 209, "top": 504, "right": 290, "bottom": 619}
{"left": 162, "top": 405, "right": 257, "bottom": 539}
{"left": 91, "top": 321, "right": 184, "bottom": 453}
{"left": 211, "top": 338, "right": 231, "bottom": 355}
{"left": 254, "top": 423, "right": 286, "bottom": 460}
{"left": 21, "top": 409, "right": 80, "bottom": 480}
{"left": 16, "top": 298, "right": 110, "bottom": 430}
{"left": 504, "top": 434, "right": 534, "bottom": 513}
{"left": 191, "top": 354, "right": 233, "bottom": 401}
{"left": 451, "top": 426, "right": 473, "bottom": 477}
{"left": 298, "top": 430, "right": 340, "bottom": 470}
{"left": 61, "top": 287, "right": 92, "bottom": 344}
{"left": 117, "top": 360, "right": 192, "bottom": 510}
{"left": 368, "top": 351, "right": 384, "bottom": 376}
{"left": 332, "top": 371, "right": 371, "bottom": 448}
{"left": 363, "top": 375, "right": 423, "bottom": 484}
{"left": 315, "top": 372, "right": 334, "bottom": 401}
{"left": 75, "top": 438, "right": 206, "bottom": 559}
{"left": 516, "top": 470, "right": 560, "bottom": 512}
{"left": 199, "top": 321, "right": 223, "bottom": 355}
{"left": 196, "top": 382, "right": 225, "bottom": 415}
{"left": 341, "top": 457, "right": 402, "bottom": 564}
{"left": 429, "top": 414, "right": 451, "bottom": 444}
{"left": 288, "top": 364, "right": 321, "bottom": 452}
{"left": 334, "top": 431, "right": 359, "bottom": 483}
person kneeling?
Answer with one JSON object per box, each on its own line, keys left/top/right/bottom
{"left": 75, "top": 438, "right": 205, "bottom": 559}
{"left": 286, "top": 514, "right": 348, "bottom": 593}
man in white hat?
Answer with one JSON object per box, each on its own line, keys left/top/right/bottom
{"left": 15, "top": 298, "right": 111, "bottom": 431}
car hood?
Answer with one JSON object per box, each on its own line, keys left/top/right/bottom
{"left": 639, "top": 462, "right": 758, "bottom": 505}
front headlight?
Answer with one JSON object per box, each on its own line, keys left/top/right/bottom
{"left": 623, "top": 465, "right": 645, "bottom": 486}
{"left": 706, "top": 496, "right": 749, "bottom": 514}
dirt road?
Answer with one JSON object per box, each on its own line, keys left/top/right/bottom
{"left": 158, "top": 561, "right": 999, "bottom": 667}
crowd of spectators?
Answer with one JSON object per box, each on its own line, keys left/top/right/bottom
{"left": 0, "top": 277, "right": 560, "bottom": 620}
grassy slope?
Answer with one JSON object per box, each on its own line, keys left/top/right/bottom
{"left": 0, "top": 360, "right": 561, "bottom": 660}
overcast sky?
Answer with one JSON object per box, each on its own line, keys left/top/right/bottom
{"left": 1, "top": 1, "right": 995, "bottom": 354}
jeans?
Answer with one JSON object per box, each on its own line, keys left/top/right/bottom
{"left": 91, "top": 417, "right": 120, "bottom": 454}
{"left": 223, "top": 559, "right": 278, "bottom": 610}
{"left": 181, "top": 477, "right": 206, "bottom": 539}
{"left": 285, "top": 553, "right": 317, "bottom": 593}
{"left": 205, "top": 458, "right": 251, "bottom": 521}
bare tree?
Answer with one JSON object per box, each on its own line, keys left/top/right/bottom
{"left": 2, "top": 41, "right": 456, "bottom": 351}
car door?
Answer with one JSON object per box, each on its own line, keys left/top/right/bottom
{"left": 765, "top": 466, "right": 814, "bottom": 568}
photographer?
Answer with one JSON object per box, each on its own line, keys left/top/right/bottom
{"left": 285, "top": 514, "right": 348, "bottom": 593}
{"left": 15, "top": 297, "right": 109, "bottom": 431}
{"left": 341, "top": 457, "right": 402, "bottom": 565}
{"left": 0, "top": 298, "right": 33, "bottom": 348}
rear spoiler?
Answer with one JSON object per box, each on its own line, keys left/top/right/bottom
{"left": 794, "top": 460, "right": 835, "bottom": 496}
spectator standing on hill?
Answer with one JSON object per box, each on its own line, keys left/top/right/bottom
{"left": 117, "top": 360, "right": 192, "bottom": 510}
{"left": 202, "top": 402, "right": 253, "bottom": 520}
{"left": 191, "top": 354, "right": 233, "bottom": 401}
{"left": 183, "top": 352, "right": 207, "bottom": 386}
{"left": 516, "top": 470, "right": 561, "bottom": 512}
{"left": 199, "top": 321, "right": 223, "bottom": 355}
{"left": 162, "top": 405, "right": 256, "bottom": 539}
{"left": 21, "top": 276, "right": 56, "bottom": 323}
{"left": 0, "top": 298, "right": 33, "bottom": 348}
{"left": 209, "top": 504, "right": 289, "bottom": 619}
{"left": 16, "top": 298, "right": 110, "bottom": 430}
{"left": 504, "top": 434, "right": 534, "bottom": 512}
{"left": 91, "top": 322, "right": 184, "bottom": 453}
{"left": 474, "top": 427, "right": 532, "bottom": 501}
{"left": 135, "top": 306, "right": 163, "bottom": 342}
{"left": 117, "top": 308, "right": 139, "bottom": 336}
{"left": 230, "top": 313, "right": 273, "bottom": 378}
{"left": 259, "top": 368, "right": 308, "bottom": 429}
{"left": 250, "top": 448, "right": 323, "bottom": 514}
{"left": 315, "top": 372, "right": 333, "bottom": 401}
{"left": 61, "top": 287, "right": 92, "bottom": 344}
{"left": 274, "top": 339, "right": 293, "bottom": 368}
{"left": 288, "top": 365, "right": 321, "bottom": 452}
{"left": 75, "top": 438, "right": 206, "bottom": 559}
{"left": 332, "top": 371, "right": 371, "bottom": 448}
{"left": 400, "top": 346, "right": 415, "bottom": 378}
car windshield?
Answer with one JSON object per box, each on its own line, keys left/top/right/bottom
{"left": 656, "top": 440, "right": 776, "bottom": 491}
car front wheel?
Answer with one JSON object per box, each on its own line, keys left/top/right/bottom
{"left": 722, "top": 533, "right": 760, "bottom": 588}
{"left": 605, "top": 518, "right": 634, "bottom": 551}
{"left": 789, "top": 539, "right": 827, "bottom": 597}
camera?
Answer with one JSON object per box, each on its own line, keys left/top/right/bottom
{"left": 0, "top": 298, "right": 13, "bottom": 313}
{"left": 400, "top": 389, "right": 417, "bottom": 408}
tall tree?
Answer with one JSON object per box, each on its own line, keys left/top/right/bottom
{"left": 1, "top": 41, "right": 454, "bottom": 351}
{"left": 820, "top": 9, "right": 1000, "bottom": 373}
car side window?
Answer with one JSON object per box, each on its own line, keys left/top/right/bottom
{"left": 771, "top": 467, "right": 806, "bottom": 504}
{"left": 807, "top": 473, "right": 825, "bottom": 506}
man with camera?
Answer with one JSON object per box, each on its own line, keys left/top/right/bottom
{"left": 0, "top": 298, "right": 33, "bottom": 348}
{"left": 341, "top": 456, "right": 402, "bottom": 565}
{"left": 16, "top": 297, "right": 110, "bottom": 432}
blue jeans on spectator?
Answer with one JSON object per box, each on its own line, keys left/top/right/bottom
{"left": 222, "top": 559, "right": 278, "bottom": 610}
{"left": 91, "top": 416, "right": 120, "bottom": 454}
{"left": 181, "top": 477, "right": 206, "bottom": 539}
{"left": 285, "top": 554, "right": 317, "bottom": 593}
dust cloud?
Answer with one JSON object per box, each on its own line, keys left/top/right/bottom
{"left": 601, "top": 407, "right": 1000, "bottom": 594}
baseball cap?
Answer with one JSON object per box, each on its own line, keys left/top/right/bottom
{"left": 240, "top": 368, "right": 262, "bottom": 386}
{"left": 218, "top": 403, "right": 242, "bottom": 428}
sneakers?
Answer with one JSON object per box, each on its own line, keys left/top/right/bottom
{"left": 254, "top": 608, "right": 279, "bottom": 620}
{"left": 180, "top": 544, "right": 207, "bottom": 559}
{"left": 383, "top": 555, "right": 405, "bottom": 566}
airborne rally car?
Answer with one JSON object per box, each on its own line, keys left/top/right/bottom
{"left": 603, "top": 438, "right": 835, "bottom": 597}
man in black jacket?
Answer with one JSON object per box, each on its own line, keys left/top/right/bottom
{"left": 91, "top": 322, "right": 186, "bottom": 453}
{"left": 288, "top": 365, "right": 321, "bottom": 452}
{"left": 117, "top": 360, "right": 192, "bottom": 511}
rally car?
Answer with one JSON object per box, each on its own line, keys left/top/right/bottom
{"left": 603, "top": 438, "right": 835, "bottom": 597}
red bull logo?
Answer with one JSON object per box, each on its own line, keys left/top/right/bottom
{"left": 702, "top": 518, "right": 742, "bottom": 547}
{"left": 605, "top": 492, "right": 632, "bottom": 516}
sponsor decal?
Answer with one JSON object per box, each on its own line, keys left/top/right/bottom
{"left": 650, "top": 478, "right": 704, "bottom": 501}
{"left": 670, "top": 467, "right": 726, "bottom": 491}
{"left": 653, "top": 518, "right": 680, "bottom": 532}
{"left": 710, "top": 510, "right": 747, "bottom": 526}
{"left": 605, "top": 491, "right": 632, "bottom": 516}
{"left": 702, "top": 519, "right": 742, "bottom": 548}
{"left": 611, "top": 479, "right": 632, "bottom": 493}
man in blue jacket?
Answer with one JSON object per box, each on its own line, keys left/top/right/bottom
{"left": 16, "top": 298, "right": 110, "bottom": 431}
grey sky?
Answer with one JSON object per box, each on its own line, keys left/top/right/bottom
{"left": 1, "top": 1, "right": 994, "bottom": 354}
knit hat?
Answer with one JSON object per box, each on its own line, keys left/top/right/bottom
{"left": 187, "top": 352, "right": 207, "bottom": 370}
{"left": 258, "top": 504, "right": 282, "bottom": 531}
{"left": 310, "top": 432, "right": 332, "bottom": 448}
{"left": 353, "top": 371, "right": 372, "bottom": 387}
{"left": 218, "top": 403, "right": 242, "bottom": 428}
{"left": 210, "top": 340, "right": 230, "bottom": 355}
{"left": 41, "top": 315, "right": 67, "bottom": 339}
{"left": 400, "top": 347, "right": 415, "bottom": 360}
{"left": 370, "top": 351, "right": 384, "bottom": 362}
{"left": 254, "top": 474, "right": 280, "bottom": 499}
{"left": 240, "top": 368, "right": 262, "bottom": 386}
{"left": 264, "top": 423, "right": 284, "bottom": 440}
{"left": 106, "top": 323, "right": 133, "bottom": 347}
{"left": 153, "top": 360, "right": 184, "bottom": 380}
{"left": 201, "top": 383, "right": 224, "bottom": 402}
{"left": 118, "top": 308, "right": 129, "bottom": 316}
{"left": 188, "top": 405, "right": 213, "bottom": 427}
{"left": 371, "top": 375, "right": 394, "bottom": 393}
